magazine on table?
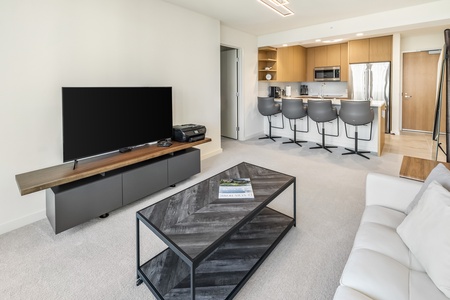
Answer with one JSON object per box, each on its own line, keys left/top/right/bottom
{"left": 218, "top": 178, "right": 254, "bottom": 199}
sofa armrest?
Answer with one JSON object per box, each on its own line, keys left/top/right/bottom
{"left": 365, "top": 173, "right": 422, "bottom": 212}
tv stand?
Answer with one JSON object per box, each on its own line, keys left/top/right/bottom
{"left": 15, "top": 138, "right": 211, "bottom": 234}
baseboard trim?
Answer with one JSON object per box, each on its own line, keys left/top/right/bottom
{"left": 0, "top": 210, "right": 46, "bottom": 236}
{"left": 201, "top": 148, "right": 223, "bottom": 160}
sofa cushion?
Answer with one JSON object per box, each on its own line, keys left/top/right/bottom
{"left": 334, "top": 286, "right": 373, "bottom": 300}
{"left": 359, "top": 206, "right": 425, "bottom": 272}
{"left": 405, "top": 163, "right": 450, "bottom": 214}
{"left": 397, "top": 180, "right": 450, "bottom": 298}
{"left": 340, "top": 248, "right": 410, "bottom": 300}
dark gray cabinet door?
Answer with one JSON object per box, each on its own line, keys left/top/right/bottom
{"left": 122, "top": 159, "right": 168, "bottom": 205}
{"left": 168, "top": 148, "right": 200, "bottom": 186}
{"left": 46, "top": 173, "right": 122, "bottom": 234}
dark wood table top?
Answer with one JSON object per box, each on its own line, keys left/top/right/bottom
{"left": 137, "top": 162, "right": 295, "bottom": 263}
{"left": 399, "top": 155, "right": 450, "bottom": 182}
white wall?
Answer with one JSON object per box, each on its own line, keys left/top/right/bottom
{"left": 0, "top": 0, "right": 222, "bottom": 235}
{"left": 220, "top": 26, "right": 262, "bottom": 140}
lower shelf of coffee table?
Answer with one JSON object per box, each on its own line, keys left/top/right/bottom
{"left": 138, "top": 207, "right": 294, "bottom": 300}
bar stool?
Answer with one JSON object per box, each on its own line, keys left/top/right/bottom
{"left": 281, "top": 98, "right": 309, "bottom": 147}
{"left": 257, "top": 97, "right": 284, "bottom": 142}
{"left": 339, "top": 100, "right": 374, "bottom": 159}
{"left": 308, "top": 99, "right": 339, "bottom": 153}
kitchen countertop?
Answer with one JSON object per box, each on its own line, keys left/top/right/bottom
{"left": 274, "top": 97, "right": 385, "bottom": 107}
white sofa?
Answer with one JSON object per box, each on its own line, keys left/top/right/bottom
{"left": 334, "top": 173, "right": 450, "bottom": 300}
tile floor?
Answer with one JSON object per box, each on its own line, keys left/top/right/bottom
{"left": 384, "top": 131, "right": 447, "bottom": 162}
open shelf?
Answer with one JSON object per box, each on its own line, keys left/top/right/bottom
{"left": 138, "top": 208, "right": 294, "bottom": 300}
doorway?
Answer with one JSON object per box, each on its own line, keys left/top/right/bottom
{"left": 220, "top": 46, "right": 239, "bottom": 140}
{"left": 402, "top": 50, "right": 443, "bottom": 132}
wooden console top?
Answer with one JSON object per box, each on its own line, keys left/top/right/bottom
{"left": 15, "top": 138, "right": 211, "bottom": 196}
{"left": 399, "top": 155, "right": 450, "bottom": 182}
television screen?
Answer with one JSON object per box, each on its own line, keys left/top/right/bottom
{"left": 62, "top": 87, "right": 173, "bottom": 162}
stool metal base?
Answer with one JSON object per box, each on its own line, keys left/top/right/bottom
{"left": 283, "top": 139, "right": 307, "bottom": 147}
{"left": 342, "top": 148, "right": 370, "bottom": 159}
{"left": 310, "top": 126, "right": 336, "bottom": 153}
{"left": 341, "top": 131, "right": 371, "bottom": 159}
{"left": 310, "top": 143, "right": 337, "bottom": 153}
{"left": 260, "top": 135, "right": 282, "bottom": 142}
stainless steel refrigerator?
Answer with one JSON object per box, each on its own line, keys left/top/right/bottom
{"left": 348, "top": 62, "right": 391, "bottom": 133}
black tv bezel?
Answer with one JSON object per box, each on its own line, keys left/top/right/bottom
{"left": 62, "top": 86, "right": 173, "bottom": 163}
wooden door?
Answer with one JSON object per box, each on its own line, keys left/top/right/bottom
{"left": 402, "top": 51, "right": 441, "bottom": 131}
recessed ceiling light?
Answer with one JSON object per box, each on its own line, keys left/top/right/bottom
{"left": 322, "top": 38, "right": 343, "bottom": 43}
{"left": 356, "top": 33, "right": 364, "bottom": 36}
{"left": 315, "top": 39, "right": 321, "bottom": 42}
{"left": 258, "top": 0, "right": 294, "bottom": 17}
{"left": 282, "top": 44, "right": 288, "bottom": 47}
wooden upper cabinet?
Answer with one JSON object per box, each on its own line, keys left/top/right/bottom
{"left": 340, "top": 43, "right": 349, "bottom": 82}
{"left": 314, "top": 45, "right": 341, "bottom": 67}
{"left": 349, "top": 35, "right": 392, "bottom": 63}
{"left": 306, "top": 47, "right": 315, "bottom": 82}
{"left": 293, "top": 46, "right": 306, "bottom": 81}
{"left": 314, "top": 46, "right": 328, "bottom": 67}
{"left": 327, "top": 44, "right": 341, "bottom": 66}
{"left": 369, "top": 36, "right": 392, "bottom": 62}
{"left": 349, "top": 39, "right": 370, "bottom": 63}
{"left": 277, "top": 45, "right": 306, "bottom": 82}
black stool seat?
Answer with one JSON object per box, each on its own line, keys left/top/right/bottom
{"left": 339, "top": 100, "right": 374, "bottom": 159}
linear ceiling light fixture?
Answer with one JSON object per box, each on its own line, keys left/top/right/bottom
{"left": 269, "top": 0, "right": 289, "bottom": 5}
{"left": 258, "top": 0, "right": 294, "bottom": 17}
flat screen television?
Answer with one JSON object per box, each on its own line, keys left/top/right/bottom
{"left": 62, "top": 87, "right": 173, "bottom": 162}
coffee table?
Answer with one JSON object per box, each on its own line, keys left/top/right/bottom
{"left": 136, "top": 162, "right": 296, "bottom": 299}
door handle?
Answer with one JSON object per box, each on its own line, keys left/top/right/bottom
{"left": 403, "top": 93, "right": 413, "bottom": 99}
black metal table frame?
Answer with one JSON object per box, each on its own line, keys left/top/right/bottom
{"left": 135, "top": 163, "right": 296, "bottom": 300}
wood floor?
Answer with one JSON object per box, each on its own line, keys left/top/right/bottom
{"left": 384, "top": 131, "right": 447, "bottom": 162}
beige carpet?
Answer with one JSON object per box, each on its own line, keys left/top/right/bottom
{"left": 0, "top": 137, "right": 403, "bottom": 300}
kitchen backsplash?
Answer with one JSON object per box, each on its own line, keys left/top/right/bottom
{"left": 259, "top": 81, "right": 348, "bottom": 98}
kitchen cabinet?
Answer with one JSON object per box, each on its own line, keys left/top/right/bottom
{"left": 369, "top": 36, "right": 392, "bottom": 62}
{"left": 340, "top": 43, "right": 349, "bottom": 82}
{"left": 258, "top": 47, "right": 277, "bottom": 81}
{"left": 349, "top": 35, "right": 392, "bottom": 63}
{"left": 306, "top": 47, "right": 315, "bottom": 82}
{"left": 306, "top": 44, "right": 346, "bottom": 81}
{"left": 277, "top": 45, "right": 306, "bottom": 82}
{"left": 348, "top": 39, "right": 369, "bottom": 63}
{"left": 314, "top": 44, "right": 341, "bottom": 67}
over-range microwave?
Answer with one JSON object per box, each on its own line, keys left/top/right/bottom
{"left": 314, "top": 66, "right": 340, "bottom": 81}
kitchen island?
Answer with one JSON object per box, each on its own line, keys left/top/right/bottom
{"left": 265, "top": 98, "right": 386, "bottom": 156}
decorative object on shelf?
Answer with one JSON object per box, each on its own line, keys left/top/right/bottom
{"left": 266, "top": 73, "right": 272, "bottom": 80}
{"left": 264, "top": 66, "right": 272, "bottom": 70}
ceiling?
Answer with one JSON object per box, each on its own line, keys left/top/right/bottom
{"left": 161, "top": 0, "right": 447, "bottom": 46}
